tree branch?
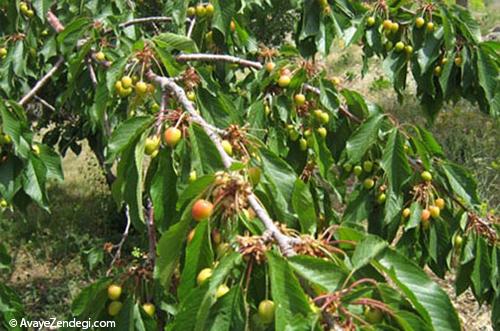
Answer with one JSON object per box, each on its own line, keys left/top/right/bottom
{"left": 145, "top": 198, "right": 157, "bottom": 264}
{"left": 146, "top": 71, "right": 298, "bottom": 257}
{"left": 118, "top": 16, "right": 173, "bottom": 29}
{"left": 19, "top": 57, "right": 65, "bottom": 106}
{"left": 47, "top": 10, "right": 65, "bottom": 32}
{"left": 107, "top": 205, "right": 131, "bottom": 275}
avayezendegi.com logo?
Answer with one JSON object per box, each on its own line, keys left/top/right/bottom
{"left": 9, "top": 317, "right": 115, "bottom": 329}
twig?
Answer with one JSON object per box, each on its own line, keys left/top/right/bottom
{"left": 19, "top": 57, "right": 65, "bottom": 106}
{"left": 146, "top": 71, "right": 298, "bottom": 257}
{"left": 118, "top": 16, "right": 172, "bottom": 29}
{"left": 187, "top": 18, "right": 196, "bottom": 38}
{"left": 145, "top": 199, "right": 157, "bottom": 264}
{"left": 87, "top": 58, "right": 98, "bottom": 87}
{"left": 47, "top": 10, "right": 65, "bottom": 32}
{"left": 107, "top": 205, "right": 132, "bottom": 275}
{"left": 34, "top": 96, "right": 56, "bottom": 112}
{"left": 176, "top": 53, "right": 263, "bottom": 70}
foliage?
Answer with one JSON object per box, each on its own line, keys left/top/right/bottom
{"left": 0, "top": 0, "right": 499, "bottom": 330}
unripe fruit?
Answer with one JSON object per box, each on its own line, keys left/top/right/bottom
{"left": 189, "top": 170, "right": 197, "bottom": 183}
{"left": 216, "top": 242, "right": 230, "bottom": 257}
{"left": 429, "top": 205, "right": 440, "bottom": 218}
{"left": 119, "top": 87, "right": 133, "bottom": 97}
{"left": 426, "top": 22, "right": 435, "bottom": 32}
{"left": 421, "top": 209, "right": 431, "bottom": 222}
{"left": 196, "top": 4, "right": 207, "bottom": 17}
{"left": 95, "top": 51, "right": 106, "bottom": 61}
{"left": 121, "top": 76, "right": 132, "bottom": 88}
{"left": 264, "top": 105, "right": 271, "bottom": 116}
{"left": 215, "top": 284, "right": 230, "bottom": 298}
{"left": 135, "top": 81, "right": 148, "bottom": 95}
{"left": 26, "top": 9, "right": 34, "bottom": 17}
{"left": 441, "top": 57, "right": 448, "bottom": 65}
{"left": 454, "top": 56, "right": 463, "bottom": 66}
{"left": 304, "top": 129, "right": 312, "bottom": 137}
{"left": 164, "top": 127, "right": 182, "bottom": 147}
{"left": 142, "top": 303, "right": 156, "bottom": 317}
{"left": 320, "top": 112, "right": 329, "bottom": 124}
{"left": 108, "top": 301, "right": 123, "bottom": 316}
{"left": 377, "top": 193, "right": 386, "bottom": 204}
{"left": 363, "top": 178, "right": 375, "bottom": 189}
{"left": 0, "top": 48, "right": 7, "bottom": 58}
{"left": 299, "top": 138, "right": 308, "bottom": 151}
{"left": 331, "top": 76, "right": 341, "bottom": 86}
{"left": 205, "top": 3, "right": 214, "bottom": 16}
{"left": 421, "top": 171, "right": 432, "bottom": 182}
{"left": 265, "top": 62, "right": 275, "bottom": 72}
{"left": 115, "top": 81, "right": 123, "bottom": 91}
{"left": 192, "top": 199, "right": 214, "bottom": 221}
{"left": 230, "top": 20, "right": 236, "bottom": 32}
{"left": 402, "top": 208, "right": 411, "bottom": 218}
{"left": 434, "top": 66, "right": 442, "bottom": 76}
{"left": 367, "top": 16, "right": 376, "bottom": 27}
{"left": 258, "top": 300, "right": 275, "bottom": 324}
{"left": 294, "top": 94, "right": 306, "bottom": 106}
{"left": 187, "top": 229, "right": 196, "bottom": 243}
{"left": 278, "top": 75, "right": 291, "bottom": 88}
{"left": 197, "top": 268, "right": 213, "bottom": 285}
{"left": 187, "top": 91, "right": 196, "bottom": 101}
{"left": 32, "top": 144, "right": 41, "bottom": 156}
{"left": 0, "top": 199, "right": 7, "bottom": 208}
{"left": 435, "top": 198, "right": 445, "bottom": 210}
{"left": 415, "top": 17, "right": 425, "bottom": 28}
{"left": 390, "top": 22, "right": 399, "bottom": 33}
{"left": 0, "top": 134, "right": 11, "bottom": 145}
{"left": 353, "top": 165, "right": 363, "bottom": 176}
{"left": 248, "top": 167, "right": 261, "bottom": 186}
{"left": 385, "top": 41, "right": 394, "bottom": 51}
{"left": 187, "top": 6, "right": 196, "bottom": 17}
{"left": 318, "top": 0, "right": 328, "bottom": 8}
{"left": 145, "top": 136, "right": 161, "bottom": 155}
{"left": 222, "top": 140, "right": 233, "bottom": 155}
{"left": 107, "top": 284, "right": 122, "bottom": 300}
{"left": 454, "top": 234, "right": 463, "bottom": 248}
{"left": 288, "top": 129, "right": 299, "bottom": 141}
{"left": 363, "top": 160, "right": 373, "bottom": 173}
{"left": 364, "top": 307, "right": 383, "bottom": 324}
{"left": 395, "top": 41, "right": 405, "bottom": 52}
{"left": 343, "top": 164, "right": 352, "bottom": 173}
{"left": 316, "top": 127, "right": 327, "bottom": 138}
{"left": 20, "top": 2, "right": 28, "bottom": 13}
{"left": 383, "top": 20, "right": 393, "bottom": 30}
{"left": 404, "top": 45, "right": 414, "bottom": 55}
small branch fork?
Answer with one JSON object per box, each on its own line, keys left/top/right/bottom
{"left": 107, "top": 205, "right": 132, "bottom": 276}
{"left": 146, "top": 71, "right": 298, "bottom": 257}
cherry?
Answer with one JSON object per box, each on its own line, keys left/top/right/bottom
{"left": 192, "top": 199, "right": 214, "bottom": 221}
{"left": 196, "top": 4, "right": 207, "bottom": 17}
{"left": 294, "top": 94, "right": 306, "bottom": 106}
{"left": 435, "top": 198, "right": 445, "bottom": 210}
{"left": 363, "top": 160, "right": 373, "bottom": 173}
{"left": 390, "top": 22, "right": 399, "bottom": 33}
{"left": 454, "top": 234, "right": 463, "bottom": 248}
{"left": 248, "top": 167, "right": 261, "bottom": 186}
{"left": 363, "top": 178, "right": 375, "bottom": 189}
{"left": 415, "top": 17, "right": 425, "bottom": 28}
{"left": 95, "top": 51, "right": 106, "bottom": 61}
{"left": 377, "top": 193, "right": 386, "bottom": 204}
{"left": 421, "top": 209, "right": 431, "bottom": 221}
{"left": 353, "top": 165, "right": 363, "bottom": 176}
{"left": 382, "top": 19, "right": 393, "bottom": 30}
{"left": 107, "top": 284, "right": 122, "bottom": 300}
{"left": 205, "top": 3, "right": 214, "bottom": 16}
{"left": 364, "top": 307, "right": 383, "bottom": 324}
{"left": 187, "top": 7, "right": 196, "bottom": 17}
{"left": 189, "top": 170, "right": 197, "bottom": 183}
{"left": 144, "top": 136, "right": 160, "bottom": 155}
{"left": 343, "top": 164, "right": 352, "bottom": 173}
{"left": 187, "top": 91, "right": 196, "bottom": 101}
{"left": 265, "top": 62, "right": 275, "bottom": 72}
{"left": 316, "top": 127, "right": 327, "bottom": 138}
{"left": 278, "top": 75, "right": 291, "bottom": 88}
{"left": 164, "top": 127, "right": 182, "bottom": 147}
{"left": 142, "top": 303, "right": 156, "bottom": 317}
{"left": 454, "top": 56, "right": 463, "bottom": 66}
{"left": 135, "top": 81, "right": 148, "bottom": 95}
{"left": 404, "top": 45, "right": 414, "bottom": 55}
{"left": 429, "top": 205, "right": 440, "bottom": 218}
{"left": 215, "top": 284, "right": 230, "bottom": 298}
{"left": 196, "top": 268, "right": 213, "bottom": 285}
{"left": 331, "top": 77, "right": 341, "bottom": 86}
{"left": 421, "top": 171, "right": 432, "bottom": 182}
{"left": 0, "top": 199, "right": 7, "bottom": 208}
{"left": 222, "top": 140, "right": 233, "bottom": 155}
{"left": 299, "top": 138, "right": 308, "bottom": 151}
{"left": 366, "top": 16, "right": 376, "bottom": 27}
{"left": 121, "top": 76, "right": 132, "bottom": 88}
{"left": 402, "top": 208, "right": 411, "bottom": 218}
{"left": 230, "top": 20, "right": 236, "bottom": 32}
{"left": 426, "top": 22, "right": 435, "bottom": 32}
{"left": 258, "top": 300, "right": 275, "bottom": 324}
{"left": 434, "top": 66, "right": 442, "bottom": 76}
{"left": 395, "top": 41, "right": 405, "bottom": 52}
{"left": 108, "top": 301, "right": 123, "bottom": 316}
{"left": 0, "top": 48, "right": 7, "bottom": 58}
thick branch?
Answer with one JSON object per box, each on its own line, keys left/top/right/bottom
{"left": 19, "top": 57, "right": 65, "bottom": 106}
{"left": 146, "top": 71, "right": 297, "bottom": 256}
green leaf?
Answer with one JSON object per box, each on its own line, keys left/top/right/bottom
{"left": 206, "top": 287, "right": 245, "bottom": 331}
{"left": 352, "top": 234, "right": 388, "bottom": 270}
{"left": 470, "top": 236, "right": 492, "bottom": 303}
{"left": 211, "top": 0, "right": 236, "bottom": 37}
{"left": 33, "top": 0, "right": 51, "bottom": 22}
{"left": 178, "top": 221, "right": 213, "bottom": 300}
{"left": 476, "top": 46, "right": 498, "bottom": 110}
{"left": 56, "top": 18, "right": 92, "bottom": 53}
{"left": 266, "top": 251, "right": 311, "bottom": 330}
{"left": 107, "top": 116, "right": 154, "bottom": 163}
{"left": 380, "top": 129, "right": 411, "bottom": 191}
{"left": 188, "top": 124, "right": 225, "bottom": 174}
{"left": 346, "top": 113, "right": 384, "bottom": 164}
{"left": 176, "top": 175, "right": 215, "bottom": 210}
{"left": 71, "top": 278, "right": 111, "bottom": 318}
{"left": 22, "top": 156, "right": 49, "bottom": 211}
{"left": 288, "top": 255, "right": 347, "bottom": 293}
{"left": 292, "top": 179, "right": 317, "bottom": 235}
{"left": 38, "top": 145, "right": 64, "bottom": 181}
{"left": 154, "top": 33, "right": 198, "bottom": 53}
{"left": 375, "top": 249, "right": 461, "bottom": 331}
{"left": 441, "top": 161, "right": 480, "bottom": 207}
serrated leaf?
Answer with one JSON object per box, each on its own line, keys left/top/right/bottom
{"left": 346, "top": 113, "right": 384, "bottom": 164}
{"left": 381, "top": 129, "right": 411, "bottom": 191}
{"left": 107, "top": 116, "right": 154, "bottom": 163}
